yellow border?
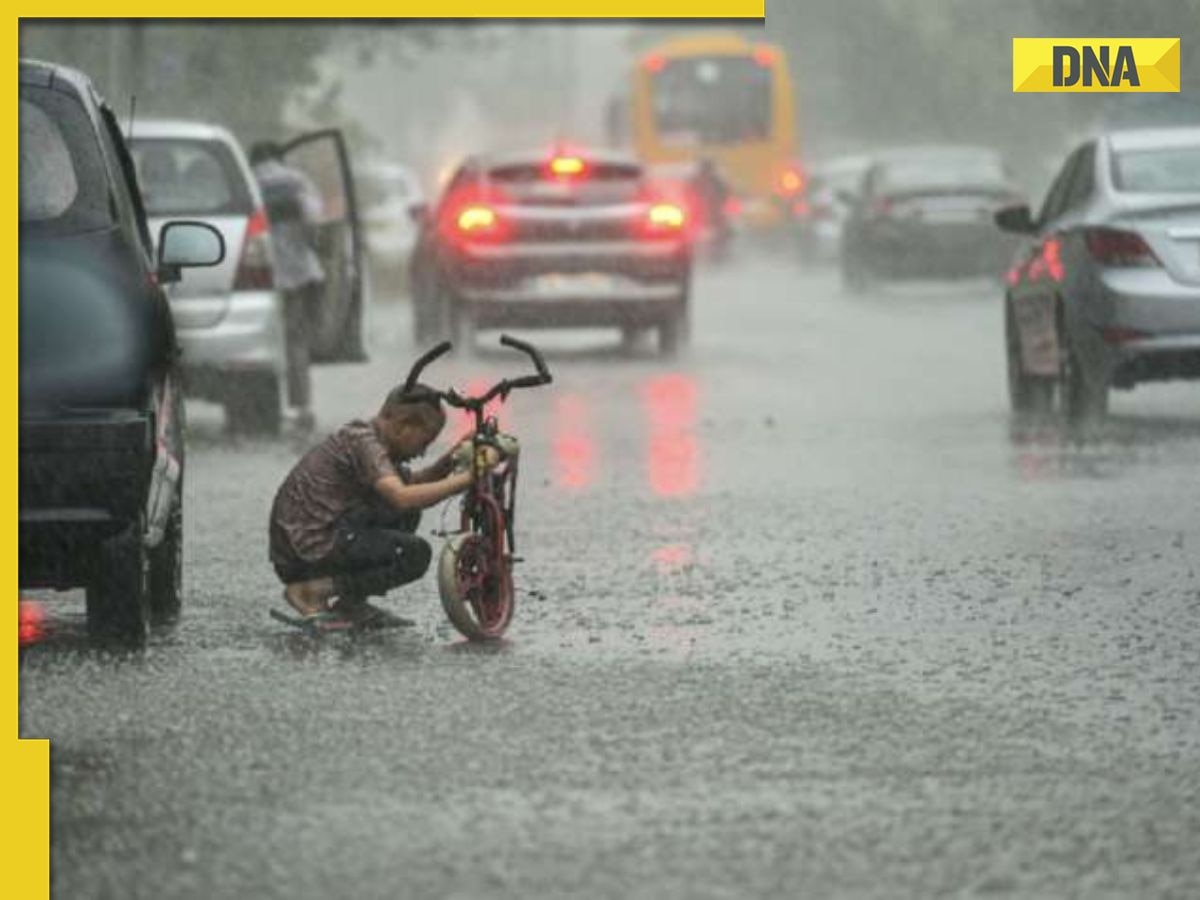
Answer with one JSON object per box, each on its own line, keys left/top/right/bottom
{"left": 10, "top": 9, "right": 762, "bottom": 898}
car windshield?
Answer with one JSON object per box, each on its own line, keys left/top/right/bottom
{"left": 19, "top": 86, "right": 114, "bottom": 236}
{"left": 131, "top": 138, "right": 253, "bottom": 216}
{"left": 652, "top": 56, "right": 772, "bottom": 145}
{"left": 879, "top": 156, "right": 1008, "bottom": 193}
{"left": 1112, "top": 145, "right": 1200, "bottom": 193}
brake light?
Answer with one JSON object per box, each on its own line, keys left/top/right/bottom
{"left": 777, "top": 164, "right": 805, "bottom": 198}
{"left": 643, "top": 202, "right": 687, "bottom": 237}
{"left": 752, "top": 45, "right": 777, "bottom": 67}
{"left": 723, "top": 196, "right": 742, "bottom": 218}
{"left": 1084, "top": 227, "right": 1161, "bottom": 268}
{"left": 457, "top": 204, "right": 497, "bottom": 232}
{"left": 1100, "top": 325, "right": 1150, "bottom": 345}
{"left": 233, "top": 208, "right": 273, "bottom": 291}
{"left": 644, "top": 54, "right": 667, "bottom": 73}
{"left": 550, "top": 156, "right": 586, "bottom": 178}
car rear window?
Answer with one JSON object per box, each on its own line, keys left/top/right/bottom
{"left": 488, "top": 161, "right": 644, "bottom": 205}
{"left": 19, "top": 86, "right": 114, "bottom": 236}
{"left": 652, "top": 56, "right": 773, "bottom": 145}
{"left": 879, "top": 156, "right": 1008, "bottom": 193}
{"left": 1112, "top": 145, "right": 1200, "bottom": 193}
{"left": 131, "top": 138, "right": 253, "bottom": 216}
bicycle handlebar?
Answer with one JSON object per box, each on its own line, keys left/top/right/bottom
{"left": 402, "top": 340, "right": 453, "bottom": 392}
{"left": 499, "top": 333, "right": 552, "bottom": 385}
{"left": 402, "top": 334, "right": 551, "bottom": 413}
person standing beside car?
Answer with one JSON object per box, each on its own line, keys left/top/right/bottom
{"left": 250, "top": 141, "right": 324, "bottom": 432}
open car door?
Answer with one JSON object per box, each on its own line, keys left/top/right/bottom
{"left": 281, "top": 129, "right": 366, "bottom": 362}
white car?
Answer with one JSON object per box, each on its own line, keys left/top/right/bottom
{"left": 358, "top": 161, "right": 425, "bottom": 288}
{"left": 132, "top": 121, "right": 367, "bottom": 433}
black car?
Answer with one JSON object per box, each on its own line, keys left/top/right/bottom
{"left": 409, "top": 148, "right": 692, "bottom": 356}
{"left": 20, "top": 59, "right": 224, "bottom": 645}
{"left": 840, "top": 146, "right": 1024, "bottom": 289}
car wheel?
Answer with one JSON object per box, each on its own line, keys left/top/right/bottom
{"left": 87, "top": 520, "right": 150, "bottom": 647}
{"left": 226, "top": 372, "right": 282, "bottom": 436}
{"left": 841, "top": 248, "right": 868, "bottom": 293}
{"left": 1006, "top": 303, "right": 1052, "bottom": 414}
{"left": 659, "top": 302, "right": 690, "bottom": 357}
{"left": 148, "top": 491, "right": 183, "bottom": 624}
{"left": 1058, "top": 324, "right": 1108, "bottom": 424}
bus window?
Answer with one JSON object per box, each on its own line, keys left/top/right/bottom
{"left": 651, "top": 57, "right": 773, "bottom": 146}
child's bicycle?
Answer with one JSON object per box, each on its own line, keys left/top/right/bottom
{"left": 402, "top": 334, "right": 552, "bottom": 640}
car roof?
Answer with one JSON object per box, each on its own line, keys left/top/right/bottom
{"left": 129, "top": 119, "right": 240, "bottom": 144}
{"left": 872, "top": 144, "right": 1002, "bottom": 165}
{"left": 1105, "top": 126, "right": 1200, "bottom": 152}
{"left": 19, "top": 58, "right": 95, "bottom": 102}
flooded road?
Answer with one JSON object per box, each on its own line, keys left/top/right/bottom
{"left": 21, "top": 253, "right": 1200, "bottom": 898}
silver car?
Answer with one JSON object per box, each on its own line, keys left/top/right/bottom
{"left": 132, "top": 122, "right": 367, "bottom": 433}
{"left": 131, "top": 120, "right": 286, "bottom": 433}
{"left": 998, "top": 127, "right": 1200, "bottom": 421}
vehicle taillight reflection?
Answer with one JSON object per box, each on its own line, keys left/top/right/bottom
{"left": 19, "top": 600, "right": 46, "bottom": 646}
{"left": 552, "top": 394, "right": 595, "bottom": 491}
{"left": 643, "top": 374, "right": 700, "bottom": 498}
{"left": 651, "top": 543, "right": 692, "bottom": 571}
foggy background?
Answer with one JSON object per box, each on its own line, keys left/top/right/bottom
{"left": 21, "top": 3, "right": 1200, "bottom": 204}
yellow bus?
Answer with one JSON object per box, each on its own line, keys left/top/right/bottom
{"left": 617, "top": 32, "right": 801, "bottom": 229}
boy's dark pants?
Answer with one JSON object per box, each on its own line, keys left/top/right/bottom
{"left": 275, "top": 500, "right": 432, "bottom": 600}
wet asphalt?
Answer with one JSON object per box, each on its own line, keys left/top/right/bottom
{"left": 20, "top": 251, "right": 1200, "bottom": 899}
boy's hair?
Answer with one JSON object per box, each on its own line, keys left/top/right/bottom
{"left": 380, "top": 382, "right": 446, "bottom": 432}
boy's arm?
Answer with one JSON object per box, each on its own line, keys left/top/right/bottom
{"left": 408, "top": 449, "right": 456, "bottom": 485}
{"left": 373, "top": 471, "right": 472, "bottom": 510}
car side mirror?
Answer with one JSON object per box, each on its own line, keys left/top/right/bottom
{"left": 994, "top": 203, "right": 1036, "bottom": 235}
{"left": 408, "top": 202, "right": 429, "bottom": 225}
{"left": 156, "top": 221, "right": 226, "bottom": 284}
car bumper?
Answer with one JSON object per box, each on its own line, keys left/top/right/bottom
{"left": 1088, "top": 270, "right": 1200, "bottom": 387}
{"left": 20, "top": 413, "right": 151, "bottom": 588}
{"left": 867, "top": 222, "right": 1013, "bottom": 275}
{"left": 176, "top": 290, "right": 286, "bottom": 394}
{"left": 462, "top": 285, "right": 685, "bottom": 329}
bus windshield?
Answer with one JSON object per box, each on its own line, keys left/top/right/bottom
{"left": 652, "top": 56, "right": 772, "bottom": 146}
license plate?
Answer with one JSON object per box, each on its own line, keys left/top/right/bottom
{"left": 529, "top": 273, "right": 618, "bottom": 296}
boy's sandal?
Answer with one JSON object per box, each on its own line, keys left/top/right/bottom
{"left": 303, "top": 610, "right": 354, "bottom": 632}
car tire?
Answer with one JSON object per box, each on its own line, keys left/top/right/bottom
{"left": 1058, "top": 321, "right": 1108, "bottom": 424}
{"left": 87, "top": 520, "right": 150, "bottom": 647}
{"left": 148, "top": 491, "right": 183, "bottom": 624}
{"left": 659, "top": 303, "right": 690, "bottom": 357}
{"left": 1006, "top": 303, "right": 1052, "bottom": 414}
{"left": 841, "top": 248, "right": 869, "bottom": 293}
{"left": 226, "top": 372, "right": 282, "bottom": 436}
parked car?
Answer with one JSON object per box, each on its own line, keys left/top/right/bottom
{"left": 19, "top": 60, "right": 224, "bottom": 645}
{"left": 357, "top": 160, "right": 425, "bottom": 293}
{"left": 841, "top": 145, "right": 1024, "bottom": 289}
{"left": 409, "top": 147, "right": 693, "bottom": 355}
{"left": 997, "top": 127, "right": 1200, "bottom": 421}
{"left": 131, "top": 122, "right": 367, "bottom": 434}
{"left": 795, "top": 153, "right": 872, "bottom": 262}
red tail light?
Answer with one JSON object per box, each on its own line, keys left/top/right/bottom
{"left": 777, "top": 164, "right": 805, "bottom": 198}
{"left": 1084, "top": 227, "right": 1161, "bottom": 268}
{"left": 1100, "top": 325, "right": 1150, "bottom": 345}
{"left": 752, "top": 45, "right": 777, "bottom": 67}
{"left": 233, "top": 208, "right": 273, "bottom": 291}
{"left": 644, "top": 54, "right": 667, "bottom": 73}
{"left": 641, "top": 201, "right": 687, "bottom": 239}
{"left": 722, "top": 196, "right": 742, "bottom": 218}
{"left": 448, "top": 202, "right": 508, "bottom": 244}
